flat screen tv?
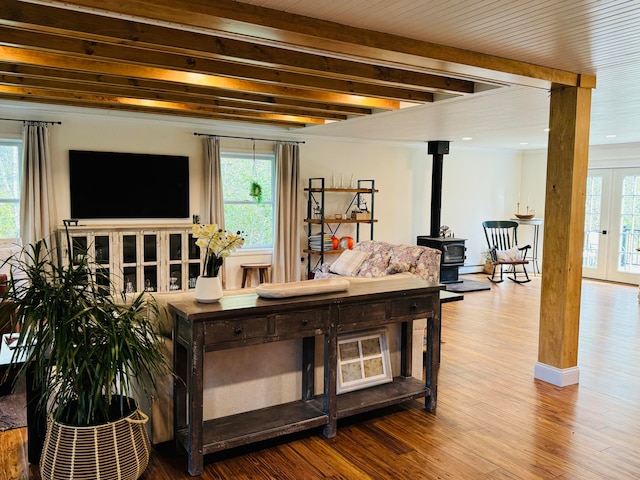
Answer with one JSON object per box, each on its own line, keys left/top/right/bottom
{"left": 69, "top": 150, "right": 190, "bottom": 219}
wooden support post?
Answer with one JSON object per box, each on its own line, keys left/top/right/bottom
{"left": 536, "top": 84, "right": 592, "bottom": 386}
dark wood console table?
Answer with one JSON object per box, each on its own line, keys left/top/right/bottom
{"left": 169, "top": 277, "right": 442, "bottom": 476}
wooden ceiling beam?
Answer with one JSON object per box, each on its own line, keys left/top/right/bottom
{"left": 0, "top": 0, "right": 474, "bottom": 95}
{"left": 0, "top": 64, "right": 372, "bottom": 117}
{"left": 0, "top": 85, "right": 320, "bottom": 126}
{"left": 1, "top": 46, "right": 402, "bottom": 109}
{"left": 1, "top": 26, "right": 435, "bottom": 104}
{"left": 0, "top": 72, "right": 350, "bottom": 121}
{"left": 0, "top": 92, "right": 304, "bottom": 128}
{"left": 49, "top": 0, "right": 595, "bottom": 89}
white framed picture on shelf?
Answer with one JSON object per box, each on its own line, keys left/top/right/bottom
{"left": 337, "top": 328, "right": 392, "bottom": 394}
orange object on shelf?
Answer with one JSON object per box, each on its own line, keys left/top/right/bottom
{"left": 339, "top": 236, "right": 354, "bottom": 249}
{"left": 331, "top": 236, "right": 339, "bottom": 249}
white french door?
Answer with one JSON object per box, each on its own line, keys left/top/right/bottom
{"left": 583, "top": 168, "right": 640, "bottom": 284}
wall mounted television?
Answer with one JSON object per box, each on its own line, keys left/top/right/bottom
{"left": 69, "top": 150, "right": 190, "bottom": 219}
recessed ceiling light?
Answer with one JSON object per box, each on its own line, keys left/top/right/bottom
{"left": 605, "top": 134, "right": 617, "bottom": 138}
{"left": 543, "top": 128, "right": 550, "bottom": 132}
{"left": 520, "top": 142, "right": 529, "bottom": 145}
{"left": 462, "top": 137, "right": 472, "bottom": 141}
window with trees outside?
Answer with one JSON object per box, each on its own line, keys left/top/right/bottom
{"left": 0, "top": 139, "right": 22, "bottom": 239}
{"left": 221, "top": 152, "right": 274, "bottom": 249}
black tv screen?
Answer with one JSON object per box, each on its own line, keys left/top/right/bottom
{"left": 69, "top": 150, "right": 190, "bottom": 219}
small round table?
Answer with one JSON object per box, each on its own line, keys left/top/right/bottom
{"left": 511, "top": 217, "right": 544, "bottom": 275}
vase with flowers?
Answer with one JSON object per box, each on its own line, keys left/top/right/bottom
{"left": 192, "top": 224, "right": 244, "bottom": 303}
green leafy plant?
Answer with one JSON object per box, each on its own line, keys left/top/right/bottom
{"left": 249, "top": 181, "right": 263, "bottom": 203}
{"left": 0, "top": 232, "right": 170, "bottom": 426}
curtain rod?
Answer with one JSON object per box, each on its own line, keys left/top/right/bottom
{"left": 0, "top": 117, "right": 62, "bottom": 125}
{"left": 193, "top": 132, "right": 304, "bottom": 144}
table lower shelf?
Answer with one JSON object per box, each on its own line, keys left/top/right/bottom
{"left": 309, "top": 376, "right": 430, "bottom": 420}
{"left": 176, "top": 400, "right": 328, "bottom": 455}
{"left": 176, "top": 376, "right": 430, "bottom": 458}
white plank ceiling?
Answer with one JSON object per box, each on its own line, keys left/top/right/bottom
{"left": 2, "top": 0, "right": 639, "bottom": 150}
{"left": 243, "top": 0, "right": 640, "bottom": 149}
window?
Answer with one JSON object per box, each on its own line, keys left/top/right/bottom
{"left": 221, "top": 152, "right": 274, "bottom": 248}
{"left": 0, "top": 139, "right": 22, "bottom": 239}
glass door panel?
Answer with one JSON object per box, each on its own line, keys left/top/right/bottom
{"left": 584, "top": 168, "right": 640, "bottom": 284}
{"left": 188, "top": 234, "right": 200, "bottom": 260}
{"left": 96, "top": 267, "right": 111, "bottom": 294}
{"left": 71, "top": 236, "right": 88, "bottom": 264}
{"left": 188, "top": 263, "right": 200, "bottom": 289}
{"left": 187, "top": 233, "right": 201, "bottom": 289}
{"left": 123, "top": 266, "right": 137, "bottom": 294}
{"left": 170, "top": 234, "right": 182, "bottom": 261}
{"left": 144, "top": 265, "right": 157, "bottom": 292}
{"left": 583, "top": 175, "right": 604, "bottom": 270}
{"left": 613, "top": 172, "right": 640, "bottom": 281}
{"left": 122, "top": 235, "right": 137, "bottom": 264}
{"left": 95, "top": 235, "right": 110, "bottom": 265}
{"left": 143, "top": 234, "right": 157, "bottom": 263}
{"left": 169, "top": 265, "right": 182, "bottom": 291}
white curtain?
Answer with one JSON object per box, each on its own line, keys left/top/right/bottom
{"left": 204, "top": 136, "right": 224, "bottom": 225}
{"left": 21, "top": 122, "right": 57, "bottom": 246}
{"left": 272, "top": 142, "right": 301, "bottom": 283}
{"left": 203, "top": 136, "right": 227, "bottom": 286}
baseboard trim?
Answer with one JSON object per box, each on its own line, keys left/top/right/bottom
{"left": 534, "top": 362, "right": 580, "bottom": 386}
{"left": 459, "top": 265, "right": 484, "bottom": 274}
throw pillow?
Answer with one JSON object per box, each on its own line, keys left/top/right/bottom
{"left": 496, "top": 247, "right": 521, "bottom": 262}
{"left": 386, "top": 262, "right": 412, "bottom": 274}
{"left": 386, "top": 244, "right": 424, "bottom": 275}
{"left": 329, "top": 250, "right": 371, "bottom": 276}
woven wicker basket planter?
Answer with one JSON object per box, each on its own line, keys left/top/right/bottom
{"left": 40, "top": 404, "right": 150, "bottom": 480}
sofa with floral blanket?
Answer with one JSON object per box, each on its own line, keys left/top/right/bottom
{"left": 314, "top": 240, "right": 441, "bottom": 283}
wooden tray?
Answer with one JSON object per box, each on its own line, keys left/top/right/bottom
{"left": 256, "top": 278, "right": 350, "bottom": 298}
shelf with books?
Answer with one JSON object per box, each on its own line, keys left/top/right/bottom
{"left": 304, "top": 177, "right": 376, "bottom": 278}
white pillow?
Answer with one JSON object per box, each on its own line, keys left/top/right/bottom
{"left": 496, "top": 247, "right": 521, "bottom": 262}
{"left": 329, "top": 250, "right": 370, "bottom": 276}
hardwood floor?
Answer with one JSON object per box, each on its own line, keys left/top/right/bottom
{"left": 2, "top": 275, "right": 639, "bottom": 479}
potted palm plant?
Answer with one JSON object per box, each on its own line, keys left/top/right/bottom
{"left": 0, "top": 228, "right": 169, "bottom": 480}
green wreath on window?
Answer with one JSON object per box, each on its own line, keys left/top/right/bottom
{"left": 249, "top": 181, "right": 263, "bottom": 203}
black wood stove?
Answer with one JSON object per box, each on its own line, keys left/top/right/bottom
{"left": 417, "top": 235, "right": 466, "bottom": 283}
{"left": 417, "top": 141, "right": 466, "bottom": 284}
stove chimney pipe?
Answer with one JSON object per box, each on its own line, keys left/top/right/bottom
{"left": 427, "top": 141, "right": 450, "bottom": 238}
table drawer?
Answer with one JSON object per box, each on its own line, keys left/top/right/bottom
{"left": 337, "top": 301, "right": 387, "bottom": 327}
{"left": 390, "top": 295, "right": 433, "bottom": 318}
{"left": 276, "top": 310, "right": 329, "bottom": 335}
{"left": 204, "top": 317, "right": 269, "bottom": 345}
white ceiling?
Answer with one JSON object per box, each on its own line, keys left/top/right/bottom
{"left": 3, "top": 0, "right": 639, "bottom": 151}
{"left": 242, "top": 0, "right": 640, "bottom": 150}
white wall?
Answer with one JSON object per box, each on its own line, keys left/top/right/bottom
{"left": 301, "top": 141, "right": 525, "bottom": 270}
{"left": 1, "top": 104, "right": 525, "bottom": 282}
{"left": 442, "top": 147, "right": 523, "bottom": 267}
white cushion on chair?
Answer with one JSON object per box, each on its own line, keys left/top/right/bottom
{"left": 329, "top": 250, "right": 370, "bottom": 276}
{"left": 496, "top": 247, "right": 521, "bottom": 262}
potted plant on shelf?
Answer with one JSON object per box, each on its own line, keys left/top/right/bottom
{"left": 192, "top": 224, "right": 245, "bottom": 303}
{"left": 0, "top": 229, "right": 170, "bottom": 480}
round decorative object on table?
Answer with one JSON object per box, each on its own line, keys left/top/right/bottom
{"left": 515, "top": 213, "right": 535, "bottom": 219}
{"left": 194, "top": 276, "right": 223, "bottom": 303}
